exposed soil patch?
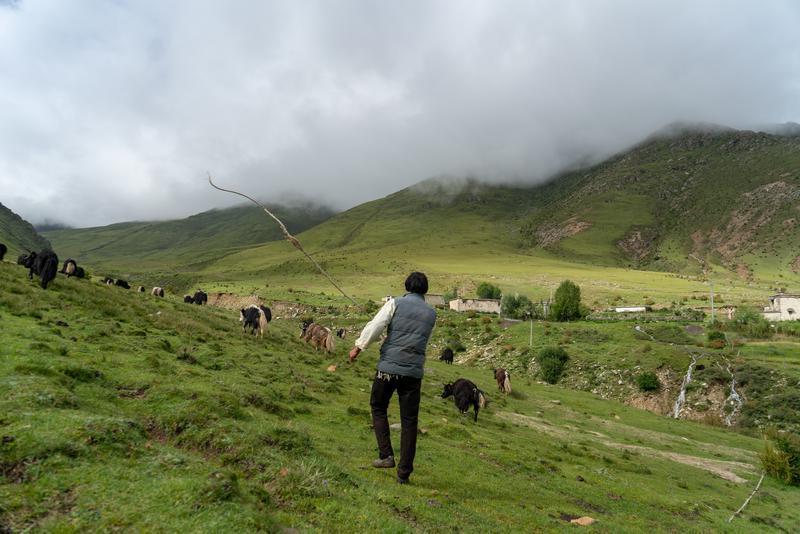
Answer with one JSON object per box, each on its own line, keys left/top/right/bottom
{"left": 791, "top": 256, "right": 800, "bottom": 273}
{"left": 535, "top": 217, "right": 591, "bottom": 247}
{"left": 617, "top": 228, "right": 658, "bottom": 262}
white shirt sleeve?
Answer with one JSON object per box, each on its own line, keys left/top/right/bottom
{"left": 355, "top": 298, "right": 397, "bottom": 350}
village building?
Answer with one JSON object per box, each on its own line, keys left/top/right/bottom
{"left": 611, "top": 305, "right": 652, "bottom": 313}
{"left": 762, "top": 293, "right": 800, "bottom": 321}
{"left": 424, "top": 294, "right": 446, "bottom": 307}
{"left": 449, "top": 298, "right": 501, "bottom": 314}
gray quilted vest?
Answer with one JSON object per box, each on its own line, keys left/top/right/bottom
{"left": 378, "top": 293, "right": 437, "bottom": 379}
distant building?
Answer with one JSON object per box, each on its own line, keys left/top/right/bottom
{"left": 424, "top": 294, "right": 446, "bottom": 307}
{"left": 612, "top": 306, "right": 652, "bottom": 313}
{"left": 763, "top": 294, "right": 800, "bottom": 321}
{"left": 449, "top": 298, "right": 501, "bottom": 314}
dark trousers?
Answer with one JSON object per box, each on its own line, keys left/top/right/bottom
{"left": 370, "top": 373, "right": 422, "bottom": 480}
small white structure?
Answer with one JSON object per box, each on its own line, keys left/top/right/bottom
{"left": 612, "top": 306, "right": 652, "bottom": 313}
{"left": 763, "top": 293, "right": 800, "bottom": 321}
{"left": 424, "top": 294, "right": 446, "bottom": 307}
{"left": 449, "top": 298, "right": 501, "bottom": 314}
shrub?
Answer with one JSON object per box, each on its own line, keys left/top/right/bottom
{"left": 476, "top": 282, "right": 502, "bottom": 300}
{"left": 442, "top": 287, "right": 458, "bottom": 303}
{"left": 729, "top": 307, "right": 772, "bottom": 339}
{"left": 636, "top": 372, "right": 660, "bottom": 392}
{"left": 550, "top": 280, "right": 583, "bottom": 322}
{"left": 707, "top": 330, "right": 726, "bottom": 342}
{"left": 761, "top": 429, "right": 800, "bottom": 486}
{"left": 501, "top": 294, "right": 533, "bottom": 319}
{"left": 538, "top": 346, "right": 569, "bottom": 384}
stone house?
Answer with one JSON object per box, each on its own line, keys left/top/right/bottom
{"left": 424, "top": 294, "right": 446, "bottom": 307}
{"left": 762, "top": 293, "right": 800, "bottom": 321}
{"left": 449, "top": 298, "right": 501, "bottom": 314}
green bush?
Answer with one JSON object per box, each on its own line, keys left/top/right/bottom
{"left": 761, "top": 429, "right": 800, "bottom": 486}
{"left": 550, "top": 280, "right": 583, "bottom": 322}
{"left": 501, "top": 294, "right": 533, "bottom": 319}
{"left": 729, "top": 307, "right": 772, "bottom": 339}
{"left": 707, "top": 330, "right": 726, "bottom": 342}
{"left": 476, "top": 282, "right": 502, "bottom": 300}
{"left": 636, "top": 372, "right": 660, "bottom": 392}
{"left": 538, "top": 346, "right": 569, "bottom": 384}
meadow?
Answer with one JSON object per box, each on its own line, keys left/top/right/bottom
{"left": 2, "top": 261, "right": 800, "bottom": 532}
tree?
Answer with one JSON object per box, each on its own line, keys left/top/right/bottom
{"left": 476, "top": 282, "right": 502, "bottom": 300}
{"left": 501, "top": 294, "right": 533, "bottom": 319}
{"left": 538, "top": 346, "right": 569, "bottom": 384}
{"left": 550, "top": 280, "right": 582, "bottom": 321}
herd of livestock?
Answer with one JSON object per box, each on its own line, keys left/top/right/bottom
{"left": 2, "top": 244, "right": 514, "bottom": 422}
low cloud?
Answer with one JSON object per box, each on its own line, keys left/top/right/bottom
{"left": 1, "top": 1, "right": 799, "bottom": 226}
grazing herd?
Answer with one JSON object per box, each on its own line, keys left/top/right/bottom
{"left": 2, "top": 243, "right": 513, "bottom": 424}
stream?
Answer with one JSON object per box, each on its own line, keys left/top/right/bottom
{"left": 672, "top": 353, "right": 699, "bottom": 419}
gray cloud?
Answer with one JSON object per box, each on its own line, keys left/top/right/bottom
{"left": 1, "top": 0, "right": 799, "bottom": 226}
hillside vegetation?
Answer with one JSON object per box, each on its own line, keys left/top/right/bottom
{"left": 44, "top": 203, "right": 334, "bottom": 273}
{"left": 0, "top": 202, "right": 51, "bottom": 259}
{"left": 2, "top": 262, "right": 799, "bottom": 532}
{"left": 520, "top": 126, "right": 800, "bottom": 283}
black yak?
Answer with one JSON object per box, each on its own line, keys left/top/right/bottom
{"left": 439, "top": 347, "right": 454, "bottom": 364}
{"left": 18, "top": 251, "right": 36, "bottom": 268}
{"left": 493, "top": 368, "right": 511, "bottom": 395}
{"left": 183, "top": 295, "right": 194, "bottom": 303}
{"left": 442, "top": 379, "right": 486, "bottom": 422}
{"left": 239, "top": 305, "right": 271, "bottom": 338}
{"left": 0, "top": 243, "right": 6, "bottom": 261}
{"left": 193, "top": 290, "right": 208, "bottom": 305}
{"left": 102, "top": 277, "right": 114, "bottom": 285}
{"left": 74, "top": 266, "right": 85, "bottom": 278}
{"left": 28, "top": 250, "right": 59, "bottom": 289}
{"left": 151, "top": 287, "right": 164, "bottom": 297}
{"left": 114, "top": 279, "right": 130, "bottom": 289}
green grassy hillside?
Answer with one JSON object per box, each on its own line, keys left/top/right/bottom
{"left": 43, "top": 203, "right": 334, "bottom": 273}
{"left": 2, "top": 262, "right": 799, "bottom": 532}
{"left": 520, "top": 126, "right": 800, "bottom": 284}
{"left": 0, "top": 202, "right": 51, "bottom": 259}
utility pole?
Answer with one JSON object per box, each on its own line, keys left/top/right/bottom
{"left": 529, "top": 315, "right": 533, "bottom": 347}
{"left": 709, "top": 280, "right": 715, "bottom": 324}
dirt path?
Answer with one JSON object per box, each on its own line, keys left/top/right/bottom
{"left": 497, "top": 411, "right": 754, "bottom": 484}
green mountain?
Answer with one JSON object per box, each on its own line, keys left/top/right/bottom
{"left": 41, "top": 125, "right": 800, "bottom": 302}
{"left": 0, "top": 202, "right": 51, "bottom": 259}
{"left": 44, "top": 203, "right": 335, "bottom": 271}
{"left": 519, "top": 125, "right": 800, "bottom": 280}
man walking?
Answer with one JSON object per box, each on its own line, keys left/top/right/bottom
{"left": 349, "top": 272, "right": 436, "bottom": 484}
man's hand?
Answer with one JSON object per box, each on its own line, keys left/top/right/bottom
{"left": 349, "top": 347, "right": 361, "bottom": 363}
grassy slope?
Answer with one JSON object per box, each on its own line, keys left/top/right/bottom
{"left": 520, "top": 129, "right": 800, "bottom": 285}
{"left": 2, "top": 262, "right": 799, "bottom": 532}
{"left": 43, "top": 203, "right": 334, "bottom": 273}
{"left": 0, "top": 202, "right": 51, "bottom": 259}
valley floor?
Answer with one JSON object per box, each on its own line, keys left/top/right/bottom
{"left": 2, "top": 261, "right": 799, "bottom": 532}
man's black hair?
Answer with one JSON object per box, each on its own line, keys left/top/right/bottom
{"left": 405, "top": 271, "right": 428, "bottom": 295}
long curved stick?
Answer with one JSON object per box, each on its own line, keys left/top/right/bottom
{"left": 208, "top": 173, "right": 357, "bottom": 304}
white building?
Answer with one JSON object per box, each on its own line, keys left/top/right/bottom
{"left": 612, "top": 306, "right": 652, "bottom": 313}
{"left": 763, "top": 293, "right": 800, "bottom": 321}
{"left": 449, "top": 298, "right": 501, "bottom": 314}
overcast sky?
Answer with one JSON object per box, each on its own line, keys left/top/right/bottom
{"left": 1, "top": 0, "right": 799, "bottom": 227}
